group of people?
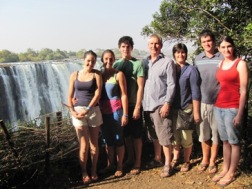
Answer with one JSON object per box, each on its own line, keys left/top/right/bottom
{"left": 67, "top": 30, "right": 248, "bottom": 187}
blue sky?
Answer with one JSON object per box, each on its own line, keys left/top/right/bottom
{"left": 0, "top": 0, "right": 164, "bottom": 53}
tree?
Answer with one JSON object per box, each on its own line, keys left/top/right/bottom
{"left": 142, "top": 0, "right": 252, "bottom": 60}
{"left": 38, "top": 48, "right": 54, "bottom": 60}
{"left": 0, "top": 50, "right": 19, "bottom": 63}
{"left": 76, "top": 49, "right": 86, "bottom": 59}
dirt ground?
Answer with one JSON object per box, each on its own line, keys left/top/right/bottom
{"left": 11, "top": 135, "right": 251, "bottom": 189}
{"left": 61, "top": 140, "right": 252, "bottom": 189}
{"left": 70, "top": 159, "right": 251, "bottom": 189}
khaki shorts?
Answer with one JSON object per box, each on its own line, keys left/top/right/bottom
{"left": 197, "top": 103, "right": 219, "bottom": 144}
{"left": 149, "top": 106, "right": 173, "bottom": 146}
{"left": 172, "top": 109, "right": 193, "bottom": 148}
{"left": 72, "top": 106, "right": 103, "bottom": 127}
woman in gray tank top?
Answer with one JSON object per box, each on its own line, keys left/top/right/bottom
{"left": 67, "top": 50, "right": 103, "bottom": 185}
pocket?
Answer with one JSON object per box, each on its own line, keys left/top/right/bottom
{"left": 228, "top": 108, "right": 238, "bottom": 115}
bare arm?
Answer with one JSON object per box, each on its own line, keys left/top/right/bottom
{"left": 88, "top": 70, "right": 103, "bottom": 108}
{"left": 192, "top": 99, "right": 201, "bottom": 124}
{"left": 234, "top": 60, "right": 248, "bottom": 126}
{"left": 67, "top": 72, "right": 82, "bottom": 118}
{"left": 117, "top": 71, "right": 128, "bottom": 126}
{"left": 133, "top": 76, "right": 144, "bottom": 120}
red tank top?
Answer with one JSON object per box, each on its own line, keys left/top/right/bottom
{"left": 215, "top": 58, "right": 241, "bottom": 108}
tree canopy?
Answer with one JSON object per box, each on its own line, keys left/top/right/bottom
{"left": 142, "top": 0, "right": 252, "bottom": 61}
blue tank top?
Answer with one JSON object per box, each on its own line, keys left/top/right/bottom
{"left": 74, "top": 71, "right": 97, "bottom": 106}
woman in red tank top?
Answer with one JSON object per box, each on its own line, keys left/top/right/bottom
{"left": 212, "top": 36, "right": 248, "bottom": 187}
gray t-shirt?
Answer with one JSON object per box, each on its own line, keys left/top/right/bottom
{"left": 194, "top": 51, "right": 223, "bottom": 104}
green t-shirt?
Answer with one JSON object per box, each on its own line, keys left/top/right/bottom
{"left": 113, "top": 58, "right": 144, "bottom": 106}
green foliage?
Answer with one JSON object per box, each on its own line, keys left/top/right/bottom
{"left": 142, "top": 0, "right": 252, "bottom": 60}
{"left": 0, "top": 50, "right": 19, "bottom": 63}
{"left": 76, "top": 49, "right": 86, "bottom": 59}
{"left": 0, "top": 47, "right": 148, "bottom": 63}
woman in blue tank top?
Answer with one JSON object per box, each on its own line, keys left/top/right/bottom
{"left": 67, "top": 50, "right": 103, "bottom": 185}
{"left": 99, "top": 49, "right": 128, "bottom": 178}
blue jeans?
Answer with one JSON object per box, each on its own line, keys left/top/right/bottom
{"left": 214, "top": 107, "right": 241, "bottom": 144}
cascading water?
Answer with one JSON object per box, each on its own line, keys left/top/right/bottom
{"left": 0, "top": 60, "right": 102, "bottom": 127}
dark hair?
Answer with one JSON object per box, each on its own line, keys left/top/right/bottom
{"left": 172, "top": 43, "right": 188, "bottom": 60}
{"left": 83, "top": 50, "right": 97, "bottom": 59}
{"left": 118, "top": 36, "right": 134, "bottom": 48}
{"left": 149, "top": 34, "right": 163, "bottom": 47}
{"left": 198, "top": 29, "right": 216, "bottom": 43}
{"left": 101, "top": 49, "right": 115, "bottom": 63}
{"left": 217, "top": 35, "right": 237, "bottom": 57}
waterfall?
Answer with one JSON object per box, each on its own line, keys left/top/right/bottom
{"left": 0, "top": 60, "right": 102, "bottom": 127}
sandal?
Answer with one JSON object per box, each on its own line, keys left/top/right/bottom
{"left": 180, "top": 162, "right": 190, "bottom": 172}
{"left": 198, "top": 163, "right": 209, "bottom": 172}
{"left": 212, "top": 174, "right": 225, "bottom": 182}
{"left": 82, "top": 175, "right": 91, "bottom": 185}
{"left": 217, "top": 177, "right": 235, "bottom": 187}
{"left": 160, "top": 165, "right": 171, "bottom": 178}
{"left": 171, "top": 159, "right": 179, "bottom": 169}
{"left": 91, "top": 175, "right": 99, "bottom": 182}
{"left": 208, "top": 164, "right": 218, "bottom": 174}
{"left": 130, "top": 167, "right": 141, "bottom": 175}
{"left": 114, "top": 170, "right": 123, "bottom": 178}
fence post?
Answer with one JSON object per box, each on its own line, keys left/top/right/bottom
{"left": 0, "top": 120, "right": 20, "bottom": 164}
{"left": 56, "top": 111, "right": 62, "bottom": 130}
{"left": 45, "top": 116, "right": 50, "bottom": 173}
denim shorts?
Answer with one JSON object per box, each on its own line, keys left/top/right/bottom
{"left": 214, "top": 107, "right": 241, "bottom": 144}
{"left": 101, "top": 108, "right": 124, "bottom": 147}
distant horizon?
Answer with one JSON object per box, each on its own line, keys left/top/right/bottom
{"left": 1, "top": 40, "right": 198, "bottom": 56}
{"left": 0, "top": 0, "right": 163, "bottom": 53}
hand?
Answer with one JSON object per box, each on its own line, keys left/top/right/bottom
{"left": 159, "top": 103, "right": 169, "bottom": 118}
{"left": 194, "top": 114, "right": 201, "bottom": 124}
{"left": 121, "top": 116, "right": 128, "bottom": 126}
{"left": 233, "top": 114, "right": 242, "bottom": 126}
{"left": 132, "top": 108, "right": 140, "bottom": 120}
{"left": 71, "top": 109, "right": 88, "bottom": 119}
{"left": 72, "top": 97, "right": 78, "bottom": 105}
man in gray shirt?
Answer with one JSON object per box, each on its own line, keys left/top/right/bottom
{"left": 143, "top": 34, "right": 176, "bottom": 177}
{"left": 194, "top": 29, "right": 223, "bottom": 174}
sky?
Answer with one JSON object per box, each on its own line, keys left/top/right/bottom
{"left": 0, "top": 0, "right": 165, "bottom": 53}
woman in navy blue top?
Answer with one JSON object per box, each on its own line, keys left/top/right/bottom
{"left": 68, "top": 50, "right": 103, "bottom": 184}
{"left": 171, "top": 43, "right": 201, "bottom": 172}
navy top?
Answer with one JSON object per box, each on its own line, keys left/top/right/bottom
{"left": 74, "top": 71, "right": 97, "bottom": 107}
{"left": 173, "top": 63, "right": 201, "bottom": 109}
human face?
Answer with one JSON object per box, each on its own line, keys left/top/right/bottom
{"left": 174, "top": 50, "right": 186, "bottom": 65}
{"left": 103, "top": 52, "right": 115, "bottom": 69}
{"left": 84, "top": 54, "right": 96, "bottom": 70}
{"left": 200, "top": 35, "right": 215, "bottom": 53}
{"left": 218, "top": 41, "right": 234, "bottom": 59}
{"left": 148, "top": 36, "right": 162, "bottom": 56}
{"left": 119, "top": 43, "right": 132, "bottom": 59}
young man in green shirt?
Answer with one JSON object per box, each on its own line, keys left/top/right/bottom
{"left": 113, "top": 36, "right": 145, "bottom": 175}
